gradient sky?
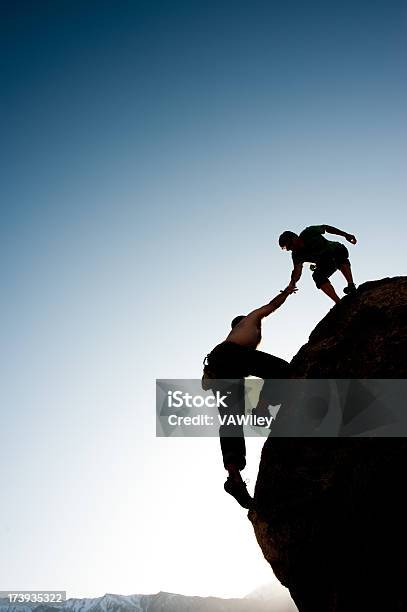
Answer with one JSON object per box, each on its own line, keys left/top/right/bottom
{"left": 1, "top": 0, "right": 406, "bottom": 601}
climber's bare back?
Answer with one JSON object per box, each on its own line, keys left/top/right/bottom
{"left": 225, "top": 316, "right": 261, "bottom": 349}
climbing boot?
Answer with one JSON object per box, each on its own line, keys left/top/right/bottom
{"left": 343, "top": 283, "right": 357, "bottom": 295}
{"left": 224, "top": 476, "right": 254, "bottom": 509}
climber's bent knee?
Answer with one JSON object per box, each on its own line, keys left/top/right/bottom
{"left": 313, "top": 270, "right": 329, "bottom": 288}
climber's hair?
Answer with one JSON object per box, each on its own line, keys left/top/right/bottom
{"left": 279, "top": 230, "right": 298, "bottom": 249}
{"left": 231, "top": 315, "right": 246, "bottom": 329}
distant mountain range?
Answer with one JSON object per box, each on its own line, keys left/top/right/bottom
{"left": 0, "top": 589, "right": 297, "bottom": 612}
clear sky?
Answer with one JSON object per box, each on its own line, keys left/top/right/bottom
{"left": 1, "top": 0, "right": 406, "bottom": 601}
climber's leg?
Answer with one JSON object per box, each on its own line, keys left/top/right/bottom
{"left": 246, "top": 350, "right": 291, "bottom": 416}
{"left": 312, "top": 257, "right": 341, "bottom": 304}
{"left": 340, "top": 261, "right": 357, "bottom": 295}
{"left": 247, "top": 350, "right": 290, "bottom": 380}
{"left": 339, "top": 260, "right": 353, "bottom": 285}
{"left": 333, "top": 244, "right": 356, "bottom": 294}
{"left": 217, "top": 378, "right": 246, "bottom": 471}
{"left": 217, "top": 378, "right": 253, "bottom": 509}
{"left": 206, "top": 345, "right": 248, "bottom": 475}
{"left": 204, "top": 343, "right": 255, "bottom": 508}
{"left": 319, "top": 280, "right": 341, "bottom": 304}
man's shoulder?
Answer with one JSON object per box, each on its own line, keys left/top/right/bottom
{"left": 232, "top": 313, "right": 260, "bottom": 327}
{"left": 300, "top": 224, "right": 325, "bottom": 238}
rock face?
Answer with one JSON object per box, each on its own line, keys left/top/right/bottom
{"left": 249, "top": 277, "right": 407, "bottom": 612}
{"left": 291, "top": 276, "right": 407, "bottom": 378}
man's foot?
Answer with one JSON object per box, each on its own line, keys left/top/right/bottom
{"left": 224, "top": 476, "right": 254, "bottom": 509}
{"left": 343, "top": 283, "right": 357, "bottom": 295}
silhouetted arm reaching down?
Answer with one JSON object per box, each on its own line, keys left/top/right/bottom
{"left": 322, "top": 225, "right": 357, "bottom": 244}
{"left": 288, "top": 263, "right": 303, "bottom": 290}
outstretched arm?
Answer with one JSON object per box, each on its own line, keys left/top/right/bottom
{"left": 288, "top": 263, "right": 303, "bottom": 289}
{"left": 246, "top": 286, "right": 296, "bottom": 322}
{"left": 323, "top": 224, "right": 357, "bottom": 244}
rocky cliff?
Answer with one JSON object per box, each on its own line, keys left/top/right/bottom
{"left": 249, "top": 277, "right": 407, "bottom": 612}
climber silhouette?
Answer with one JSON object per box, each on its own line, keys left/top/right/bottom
{"left": 202, "top": 286, "right": 296, "bottom": 509}
{"left": 279, "top": 224, "right": 357, "bottom": 304}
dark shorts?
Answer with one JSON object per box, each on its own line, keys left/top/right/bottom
{"left": 207, "top": 341, "right": 290, "bottom": 379}
{"left": 312, "top": 244, "right": 350, "bottom": 288}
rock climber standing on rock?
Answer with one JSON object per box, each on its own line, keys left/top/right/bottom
{"left": 279, "top": 224, "right": 357, "bottom": 304}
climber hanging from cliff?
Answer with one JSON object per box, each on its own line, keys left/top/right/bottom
{"left": 202, "top": 286, "right": 296, "bottom": 509}
{"left": 278, "top": 224, "right": 357, "bottom": 304}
